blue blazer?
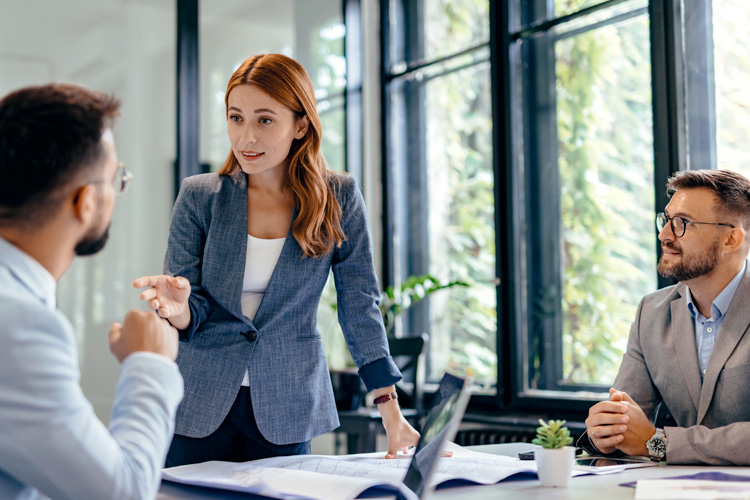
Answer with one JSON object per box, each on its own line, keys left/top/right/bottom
{"left": 164, "top": 170, "right": 401, "bottom": 444}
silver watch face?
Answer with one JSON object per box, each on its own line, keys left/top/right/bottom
{"left": 647, "top": 435, "right": 667, "bottom": 459}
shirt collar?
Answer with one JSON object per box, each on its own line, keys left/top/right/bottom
{"left": 686, "top": 260, "right": 747, "bottom": 321}
{"left": 0, "top": 236, "right": 57, "bottom": 309}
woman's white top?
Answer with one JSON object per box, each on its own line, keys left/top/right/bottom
{"left": 240, "top": 234, "right": 286, "bottom": 386}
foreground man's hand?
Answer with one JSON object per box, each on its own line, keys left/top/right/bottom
{"left": 109, "top": 309, "right": 179, "bottom": 362}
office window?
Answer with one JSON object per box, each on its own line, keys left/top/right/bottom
{"left": 517, "top": 0, "right": 656, "bottom": 393}
{"left": 384, "top": 0, "right": 496, "bottom": 388}
{"left": 499, "top": 0, "right": 750, "bottom": 408}
{"left": 384, "top": 0, "right": 750, "bottom": 410}
{"left": 553, "top": 1, "right": 613, "bottom": 19}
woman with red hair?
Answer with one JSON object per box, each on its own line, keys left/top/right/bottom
{"left": 134, "top": 54, "right": 419, "bottom": 465}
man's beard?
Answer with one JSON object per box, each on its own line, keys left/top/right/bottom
{"left": 74, "top": 223, "right": 111, "bottom": 256}
{"left": 658, "top": 237, "right": 720, "bottom": 282}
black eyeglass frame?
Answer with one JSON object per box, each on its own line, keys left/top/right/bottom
{"left": 656, "top": 212, "right": 735, "bottom": 238}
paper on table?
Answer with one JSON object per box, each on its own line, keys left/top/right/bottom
{"left": 635, "top": 479, "right": 750, "bottom": 499}
{"left": 162, "top": 459, "right": 405, "bottom": 500}
{"left": 162, "top": 442, "right": 554, "bottom": 500}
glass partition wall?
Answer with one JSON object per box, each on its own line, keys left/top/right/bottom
{"left": 0, "top": 0, "right": 177, "bottom": 420}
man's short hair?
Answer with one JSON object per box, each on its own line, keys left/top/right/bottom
{"left": 666, "top": 169, "right": 750, "bottom": 231}
{"left": 0, "top": 83, "right": 120, "bottom": 226}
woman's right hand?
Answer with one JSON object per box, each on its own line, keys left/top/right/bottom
{"left": 133, "top": 275, "right": 192, "bottom": 330}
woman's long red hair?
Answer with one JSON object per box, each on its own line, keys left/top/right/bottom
{"left": 219, "top": 54, "right": 345, "bottom": 258}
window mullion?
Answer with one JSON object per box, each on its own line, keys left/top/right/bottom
{"left": 683, "top": 0, "right": 717, "bottom": 172}
{"left": 524, "top": 26, "right": 564, "bottom": 392}
{"left": 650, "top": 0, "right": 687, "bottom": 291}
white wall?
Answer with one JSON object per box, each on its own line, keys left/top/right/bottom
{"left": 1, "top": 0, "right": 177, "bottom": 420}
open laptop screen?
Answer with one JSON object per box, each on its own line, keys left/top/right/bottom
{"left": 402, "top": 373, "right": 472, "bottom": 498}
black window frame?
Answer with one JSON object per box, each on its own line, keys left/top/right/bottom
{"left": 380, "top": 0, "right": 494, "bottom": 384}
{"left": 381, "top": 0, "right": 717, "bottom": 420}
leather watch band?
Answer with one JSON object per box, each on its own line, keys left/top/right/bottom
{"left": 373, "top": 392, "right": 397, "bottom": 405}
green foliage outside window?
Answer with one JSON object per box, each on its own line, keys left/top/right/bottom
{"left": 554, "top": 3, "right": 656, "bottom": 384}
{"left": 424, "top": 0, "right": 496, "bottom": 384}
{"left": 425, "top": 66, "right": 497, "bottom": 383}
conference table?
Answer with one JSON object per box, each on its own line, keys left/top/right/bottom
{"left": 157, "top": 442, "right": 750, "bottom": 499}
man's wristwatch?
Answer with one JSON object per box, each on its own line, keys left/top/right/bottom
{"left": 646, "top": 428, "right": 667, "bottom": 461}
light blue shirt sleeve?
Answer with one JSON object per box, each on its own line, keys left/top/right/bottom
{"left": 0, "top": 300, "right": 184, "bottom": 500}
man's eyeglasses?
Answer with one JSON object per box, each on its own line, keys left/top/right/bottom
{"left": 113, "top": 162, "right": 133, "bottom": 194}
{"left": 656, "top": 212, "right": 734, "bottom": 238}
{"left": 93, "top": 162, "right": 133, "bottom": 194}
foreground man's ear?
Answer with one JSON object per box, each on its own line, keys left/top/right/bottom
{"left": 71, "top": 184, "right": 97, "bottom": 226}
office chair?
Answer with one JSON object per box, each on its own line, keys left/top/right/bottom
{"left": 334, "top": 333, "right": 428, "bottom": 454}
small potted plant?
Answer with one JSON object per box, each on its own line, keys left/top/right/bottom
{"left": 532, "top": 419, "right": 575, "bottom": 487}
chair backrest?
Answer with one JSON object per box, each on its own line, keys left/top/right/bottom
{"left": 387, "top": 333, "right": 428, "bottom": 416}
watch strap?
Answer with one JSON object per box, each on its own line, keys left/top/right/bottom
{"left": 373, "top": 392, "right": 397, "bottom": 405}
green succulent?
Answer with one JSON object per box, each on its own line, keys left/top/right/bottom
{"left": 532, "top": 419, "right": 574, "bottom": 449}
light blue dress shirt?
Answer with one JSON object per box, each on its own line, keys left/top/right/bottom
{"left": 0, "top": 236, "right": 184, "bottom": 500}
{"left": 685, "top": 260, "right": 747, "bottom": 379}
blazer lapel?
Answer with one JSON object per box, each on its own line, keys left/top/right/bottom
{"left": 669, "top": 286, "right": 703, "bottom": 413}
{"left": 250, "top": 207, "right": 299, "bottom": 328}
{"left": 697, "top": 267, "right": 750, "bottom": 423}
{"left": 212, "top": 170, "right": 249, "bottom": 321}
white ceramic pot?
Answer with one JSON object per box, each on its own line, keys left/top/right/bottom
{"left": 535, "top": 446, "right": 575, "bottom": 487}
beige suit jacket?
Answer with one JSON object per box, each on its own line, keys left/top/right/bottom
{"left": 614, "top": 264, "right": 750, "bottom": 465}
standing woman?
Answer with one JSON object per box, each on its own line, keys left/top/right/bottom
{"left": 134, "top": 54, "right": 419, "bottom": 466}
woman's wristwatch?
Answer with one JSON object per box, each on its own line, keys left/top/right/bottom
{"left": 373, "top": 392, "right": 398, "bottom": 405}
{"left": 646, "top": 428, "right": 667, "bottom": 461}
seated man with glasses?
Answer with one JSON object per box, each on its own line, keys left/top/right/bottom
{"left": 0, "top": 83, "right": 182, "bottom": 499}
{"left": 581, "top": 169, "right": 750, "bottom": 465}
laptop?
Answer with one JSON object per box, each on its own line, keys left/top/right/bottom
{"left": 399, "top": 372, "right": 473, "bottom": 499}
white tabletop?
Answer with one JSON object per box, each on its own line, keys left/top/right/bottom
{"left": 157, "top": 443, "right": 750, "bottom": 500}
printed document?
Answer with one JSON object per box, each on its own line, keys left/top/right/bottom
{"left": 162, "top": 442, "right": 541, "bottom": 500}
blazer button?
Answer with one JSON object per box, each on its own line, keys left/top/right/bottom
{"left": 243, "top": 331, "right": 257, "bottom": 342}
